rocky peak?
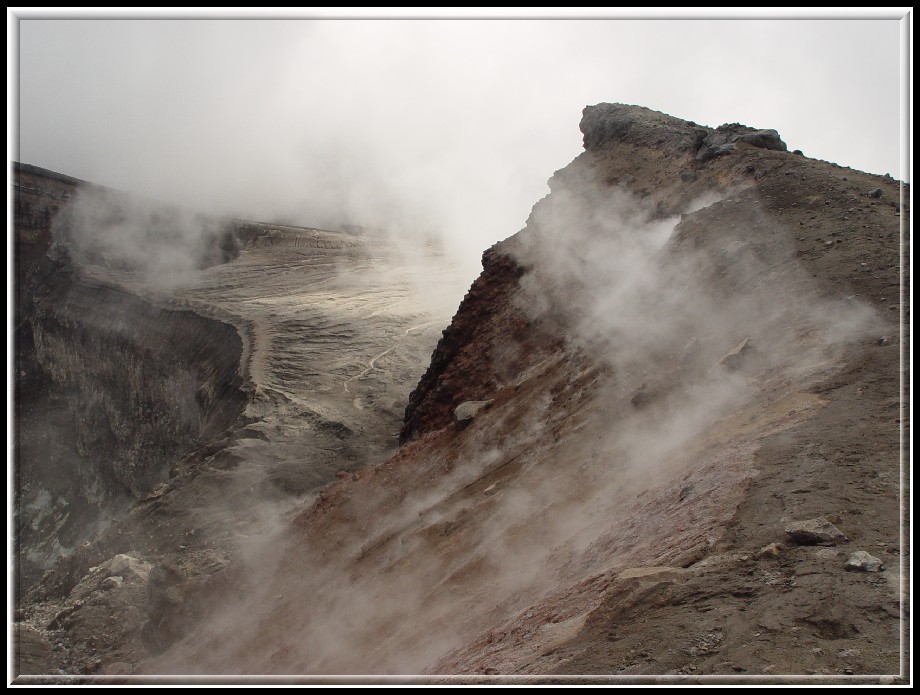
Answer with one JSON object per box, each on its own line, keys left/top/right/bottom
{"left": 580, "top": 103, "right": 787, "bottom": 164}
{"left": 580, "top": 103, "right": 710, "bottom": 154}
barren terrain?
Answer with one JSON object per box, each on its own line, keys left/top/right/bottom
{"left": 12, "top": 104, "right": 910, "bottom": 683}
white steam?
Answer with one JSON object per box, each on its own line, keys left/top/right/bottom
{"left": 51, "top": 186, "right": 238, "bottom": 285}
{"left": 143, "top": 166, "right": 881, "bottom": 676}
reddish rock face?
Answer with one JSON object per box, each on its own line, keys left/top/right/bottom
{"left": 400, "top": 248, "right": 545, "bottom": 442}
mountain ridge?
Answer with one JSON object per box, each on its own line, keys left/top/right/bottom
{"left": 12, "top": 103, "right": 909, "bottom": 682}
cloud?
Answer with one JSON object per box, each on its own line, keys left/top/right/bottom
{"left": 18, "top": 17, "right": 904, "bottom": 283}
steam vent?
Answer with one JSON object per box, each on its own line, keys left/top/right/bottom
{"left": 13, "top": 104, "right": 908, "bottom": 683}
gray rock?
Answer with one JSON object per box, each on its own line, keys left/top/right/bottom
{"left": 868, "top": 188, "right": 882, "bottom": 198}
{"left": 696, "top": 141, "right": 736, "bottom": 163}
{"left": 844, "top": 551, "right": 885, "bottom": 572}
{"left": 454, "top": 400, "right": 494, "bottom": 430}
{"left": 785, "top": 517, "right": 849, "bottom": 545}
{"left": 734, "top": 129, "right": 787, "bottom": 151}
{"left": 580, "top": 103, "right": 711, "bottom": 154}
{"left": 696, "top": 124, "right": 787, "bottom": 162}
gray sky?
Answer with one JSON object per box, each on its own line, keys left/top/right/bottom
{"left": 14, "top": 12, "right": 908, "bottom": 273}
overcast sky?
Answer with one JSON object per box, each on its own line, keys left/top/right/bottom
{"left": 13, "top": 12, "right": 908, "bottom": 273}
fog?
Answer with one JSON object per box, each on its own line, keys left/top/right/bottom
{"left": 50, "top": 185, "right": 240, "bottom": 284}
{"left": 18, "top": 15, "right": 905, "bottom": 281}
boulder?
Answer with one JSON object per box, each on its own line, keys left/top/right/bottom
{"left": 453, "top": 400, "right": 494, "bottom": 430}
{"left": 734, "top": 129, "right": 787, "bottom": 151}
{"left": 785, "top": 517, "right": 849, "bottom": 545}
{"left": 696, "top": 124, "right": 787, "bottom": 162}
{"left": 844, "top": 551, "right": 885, "bottom": 572}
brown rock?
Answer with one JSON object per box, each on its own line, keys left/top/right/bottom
{"left": 785, "top": 517, "right": 849, "bottom": 545}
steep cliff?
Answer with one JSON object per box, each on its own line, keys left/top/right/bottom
{"left": 15, "top": 167, "right": 250, "bottom": 593}
{"left": 19, "top": 266, "right": 248, "bottom": 586}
